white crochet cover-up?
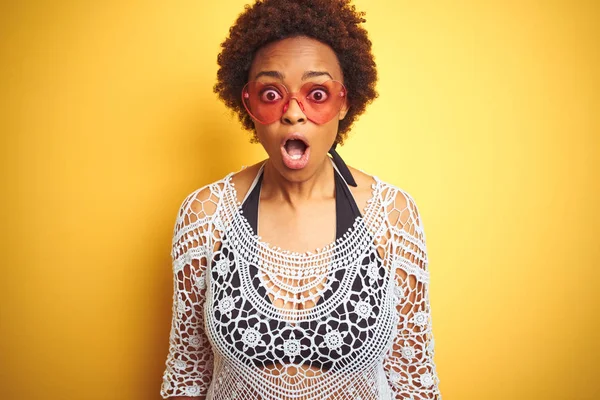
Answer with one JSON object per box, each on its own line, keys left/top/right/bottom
{"left": 160, "top": 164, "right": 442, "bottom": 399}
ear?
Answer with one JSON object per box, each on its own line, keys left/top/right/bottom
{"left": 339, "top": 99, "right": 349, "bottom": 120}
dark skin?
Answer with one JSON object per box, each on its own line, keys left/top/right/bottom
{"left": 230, "top": 36, "right": 378, "bottom": 392}
{"left": 173, "top": 37, "right": 378, "bottom": 400}
{"left": 233, "top": 36, "right": 377, "bottom": 310}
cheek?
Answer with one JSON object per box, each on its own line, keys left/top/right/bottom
{"left": 308, "top": 120, "right": 339, "bottom": 151}
{"left": 254, "top": 123, "right": 279, "bottom": 148}
{"left": 323, "top": 118, "right": 340, "bottom": 140}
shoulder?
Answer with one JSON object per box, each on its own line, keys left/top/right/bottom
{"left": 173, "top": 167, "right": 243, "bottom": 229}
{"left": 229, "top": 160, "right": 265, "bottom": 203}
{"left": 342, "top": 164, "right": 377, "bottom": 215}
{"left": 349, "top": 165, "right": 425, "bottom": 236}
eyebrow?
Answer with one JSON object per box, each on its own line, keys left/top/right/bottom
{"left": 302, "top": 70, "right": 333, "bottom": 80}
{"left": 254, "top": 70, "right": 284, "bottom": 80}
{"left": 253, "top": 70, "right": 334, "bottom": 81}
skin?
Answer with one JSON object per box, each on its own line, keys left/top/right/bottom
{"left": 228, "top": 35, "right": 380, "bottom": 393}
{"left": 231, "top": 36, "right": 378, "bottom": 310}
{"left": 250, "top": 35, "right": 348, "bottom": 189}
{"left": 175, "top": 36, "right": 381, "bottom": 400}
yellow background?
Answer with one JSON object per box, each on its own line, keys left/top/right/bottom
{"left": 1, "top": 0, "right": 598, "bottom": 399}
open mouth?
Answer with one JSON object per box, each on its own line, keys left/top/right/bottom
{"left": 281, "top": 134, "right": 310, "bottom": 170}
{"left": 284, "top": 138, "right": 308, "bottom": 160}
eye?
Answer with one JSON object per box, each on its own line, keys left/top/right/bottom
{"left": 307, "top": 88, "right": 329, "bottom": 103}
{"left": 259, "top": 87, "right": 283, "bottom": 103}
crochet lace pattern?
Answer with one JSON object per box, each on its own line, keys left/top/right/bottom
{"left": 160, "top": 169, "right": 441, "bottom": 399}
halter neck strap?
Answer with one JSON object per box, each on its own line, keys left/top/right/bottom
{"left": 240, "top": 144, "right": 356, "bottom": 206}
{"left": 328, "top": 143, "right": 357, "bottom": 187}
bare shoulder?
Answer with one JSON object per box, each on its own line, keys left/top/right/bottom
{"left": 229, "top": 160, "right": 265, "bottom": 204}
{"left": 347, "top": 164, "right": 424, "bottom": 232}
{"left": 346, "top": 165, "right": 378, "bottom": 215}
{"left": 347, "top": 165, "right": 377, "bottom": 188}
{"left": 225, "top": 161, "right": 412, "bottom": 220}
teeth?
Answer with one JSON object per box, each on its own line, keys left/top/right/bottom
{"left": 290, "top": 154, "right": 302, "bottom": 160}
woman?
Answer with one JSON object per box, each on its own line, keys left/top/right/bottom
{"left": 160, "top": 0, "right": 441, "bottom": 399}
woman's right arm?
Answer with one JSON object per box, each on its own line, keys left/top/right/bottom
{"left": 160, "top": 186, "right": 217, "bottom": 399}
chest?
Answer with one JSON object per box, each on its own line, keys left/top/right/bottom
{"left": 255, "top": 197, "right": 337, "bottom": 256}
{"left": 202, "top": 224, "right": 397, "bottom": 371}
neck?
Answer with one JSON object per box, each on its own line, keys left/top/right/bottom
{"left": 261, "top": 157, "right": 335, "bottom": 206}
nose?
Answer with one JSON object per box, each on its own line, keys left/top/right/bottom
{"left": 282, "top": 97, "right": 306, "bottom": 125}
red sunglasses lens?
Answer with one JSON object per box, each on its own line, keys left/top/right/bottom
{"left": 297, "top": 80, "right": 346, "bottom": 124}
{"left": 241, "top": 80, "right": 347, "bottom": 125}
{"left": 242, "top": 81, "right": 287, "bottom": 125}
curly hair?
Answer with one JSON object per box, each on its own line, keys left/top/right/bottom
{"left": 213, "top": 0, "right": 378, "bottom": 145}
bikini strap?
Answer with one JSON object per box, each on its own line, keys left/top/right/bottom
{"left": 240, "top": 158, "right": 362, "bottom": 237}
{"left": 328, "top": 143, "right": 357, "bottom": 187}
{"left": 240, "top": 161, "right": 266, "bottom": 206}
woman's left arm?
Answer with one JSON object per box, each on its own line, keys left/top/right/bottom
{"left": 382, "top": 188, "right": 442, "bottom": 399}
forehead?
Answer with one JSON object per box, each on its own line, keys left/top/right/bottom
{"left": 249, "top": 36, "right": 343, "bottom": 82}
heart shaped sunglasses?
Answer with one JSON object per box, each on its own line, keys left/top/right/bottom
{"left": 242, "top": 80, "right": 347, "bottom": 125}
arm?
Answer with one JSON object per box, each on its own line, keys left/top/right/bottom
{"left": 160, "top": 186, "right": 217, "bottom": 399}
{"left": 382, "top": 188, "right": 442, "bottom": 399}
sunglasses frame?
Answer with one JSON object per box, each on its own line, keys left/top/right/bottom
{"left": 241, "top": 79, "right": 348, "bottom": 125}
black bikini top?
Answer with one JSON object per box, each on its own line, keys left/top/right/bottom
{"left": 241, "top": 157, "right": 362, "bottom": 234}
{"left": 210, "top": 157, "right": 371, "bottom": 370}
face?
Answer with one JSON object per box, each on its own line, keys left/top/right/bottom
{"left": 247, "top": 36, "right": 348, "bottom": 182}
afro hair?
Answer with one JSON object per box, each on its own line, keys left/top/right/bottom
{"left": 214, "top": 0, "right": 378, "bottom": 145}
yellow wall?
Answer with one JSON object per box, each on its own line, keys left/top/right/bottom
{"left": 1, "top": 1, "right": 598, "bottom": 399}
